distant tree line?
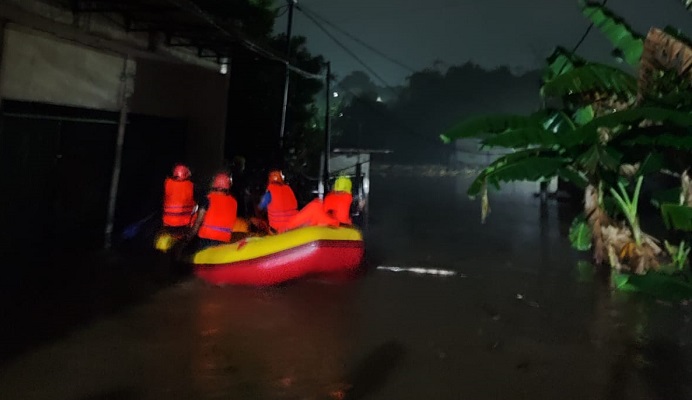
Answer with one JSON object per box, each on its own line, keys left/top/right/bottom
{"left": 331, "top": 64, "right": 542, "bottom": 164}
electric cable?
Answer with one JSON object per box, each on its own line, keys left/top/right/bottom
{"left": 298, "top": 5, "right": 416, "bottom": 73}
{"left": 296, "top": 5, "right": 392, "bottom": 87}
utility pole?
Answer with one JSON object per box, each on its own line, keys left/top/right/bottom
{"left": 323, "top": 61, "right": 331, "bottom": 190}
{"left": 278, "top": 0, "right": 296, "bottom": 154}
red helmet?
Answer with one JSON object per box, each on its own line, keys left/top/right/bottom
{"left": 268, "top": 170, "right": 284, "bottom": 184}
{"left": 172, "top": 164, "right": 191, "bottom": 180}
{"left": 211, "top": 172, "right": 232, "bottom": 191}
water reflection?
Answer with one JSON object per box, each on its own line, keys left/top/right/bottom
{"left": 191, "top": 282, "right": 359, "bottom": 399}
{"left": 341, "top": 341, "right": 407, "bottom": 400}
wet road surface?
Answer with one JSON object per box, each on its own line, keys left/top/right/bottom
{"left": 1, "top": 173, "right": 692, "bottom": 400}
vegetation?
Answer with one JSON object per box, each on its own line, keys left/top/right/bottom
{"left": 440, "top": 1, "right": 692, "bottom": 280}
{"left": 331, "top": 64, "right": 541, "bottom": 163}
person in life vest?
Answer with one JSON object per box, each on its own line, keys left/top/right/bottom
{"left": 257, "top": 170, "right": 298, "bottom": 233}
{"left": 323, "top": 175, "right": 353, "bottom": 225}
{"left": 190, "top": 172, "right": 238, "bottom": 247}
{"left": 283, "top": 176, "right": 353, "bottom": 231}
{"left": 162, "top": 163, "right": 197, "bottom": 231}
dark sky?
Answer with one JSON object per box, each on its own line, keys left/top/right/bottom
{"left": 275, "top": 0, "right": 691, "bottom": 85}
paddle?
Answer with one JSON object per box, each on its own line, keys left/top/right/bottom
{"left": 120, "top": 212, "right": 158, "bottom": 240}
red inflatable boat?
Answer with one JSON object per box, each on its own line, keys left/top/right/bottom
{"left": 191, "top": 225, "right": 364, "bottom": 286}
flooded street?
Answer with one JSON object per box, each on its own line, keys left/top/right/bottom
{"left": 2, "top": 173, "right": 692, "bottom": 400}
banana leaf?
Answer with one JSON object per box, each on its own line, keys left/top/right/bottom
{"left": 559, "top": 107, "right": 692, "bottom": 147}
{"left": 558, "top": 166, "right": 590, "bottom": 189}
{"left": 580, "top": 1, "right": 644, "bottom": 66}
{"left": 467, "top": 151, "right": 566, "bottom": 196}
{"left": 651, "top": 188, "right": 681, "bottom": 209}
{"left": 543, "top": 46, "right": 587, "bottom": 82}
{"left": 620, "top": 133, "right": 692, "bottom": 150}
{"left": 661, "top": 203, "right": 692, "bottom": 231}
{"left": 569, "top": 214, "right": 592, "bottom": 251}
{"left": 646, "top": 91, "right": 692, "bottom": 111}
{"left": 574, "top": 144, "right": 622, "bottom": 175}
{"left": 573, "top": 106, "right": 595, "bottom": 126}
{"left": 634, "top": 152, "right": 664, "bottom": 178}
{"left": 542, "top": 110, "right": 577, "bottom": 134}
{"left": 481, "top": 127, "right": 559, "bottom": 149}
{"left": 440, "top": 113, "right": 544, "bottom": 143}
{"left": 613, "top": 272, "right": 692, "bottom": 302}
{"left": 540, "top": 63, "right": 637, "bottom": 99}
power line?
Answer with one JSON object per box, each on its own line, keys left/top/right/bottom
{"left": 570, "top": 0, "right": 608, "bottom": 55}
{"left": 296, "top": 5, "right": 392, "bottom": 87}
{"left": 555, "top": 0, "right": 608, "bottom": 77}
{"left": 298, "top": 5, "right": 416, "bottom": 73}
{"left": 275, "top": 5, "right": 289, "bottom": 18}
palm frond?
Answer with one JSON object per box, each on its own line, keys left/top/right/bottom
{"left": 581, "top": 1, "right": 644, "bottom": 66}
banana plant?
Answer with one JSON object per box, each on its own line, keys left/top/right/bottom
{"left": 664, "top": 240, "right": 691, "bottom": 271}
{"left": 609, "top": 176, "right": 644, "bottom": 246}
{"left": 440, "top": 2, "right": 692, "bottom": 269}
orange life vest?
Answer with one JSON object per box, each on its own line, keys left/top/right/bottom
{"left": 324, "top": 192, "right": 353, "bottom": 225}
{"left": 267, "top": 183, "right": 298, "bottom": 232}
{"left": 163, "top": 178, "right": 196, "bottom": 227}
{"left": 285, "top": 199, "right": 339, "bottom": 231}
{"left": 198, "top": 192, "right": 238, "bottom": 243}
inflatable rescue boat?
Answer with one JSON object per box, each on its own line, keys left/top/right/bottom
{"left": 192, "top": 225, "right": 364, "bottom": 286}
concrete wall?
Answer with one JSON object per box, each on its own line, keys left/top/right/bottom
{"left": 129, "top": 58, "right": 230, "bottom": 181}
{"left": 0, "top": 9, "right": 230, "bottom": 180}
{"left": 1, "top": 25, "right": 124, "bottom": 110}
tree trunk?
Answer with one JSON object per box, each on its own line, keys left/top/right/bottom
{"left": 584, "top": 184, "right": 610, "bottom": 265}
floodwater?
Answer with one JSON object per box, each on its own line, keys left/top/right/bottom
{"left": 2, "top": 173, "right": 692, "bottom": 400}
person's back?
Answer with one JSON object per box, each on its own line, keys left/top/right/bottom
{"left": 324, "top": 176, "right": 353, "bottom": 225}
{"left": 260, "top": 170, "right": 298, "bottom": 233}
{"left": 163, "top": 164, "right": 196, "bottom": 228}
{"left": 195, "top": 172, "right": 238, "bottom": 244}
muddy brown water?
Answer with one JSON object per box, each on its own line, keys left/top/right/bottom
{"left": 1, "top": 174, "right": 691, "bottom": 400}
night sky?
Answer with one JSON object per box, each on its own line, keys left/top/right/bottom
{"left": 276, "top": 0, "right": 692, "bottom": 85}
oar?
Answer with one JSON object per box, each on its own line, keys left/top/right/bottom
{"left": 121, "top": 212, "right": 157, "bottom": 240}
